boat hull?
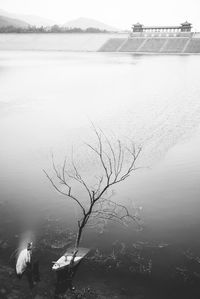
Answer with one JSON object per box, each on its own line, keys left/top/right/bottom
{"left": 52, "top": 247, "right": 90, "bottom": 271}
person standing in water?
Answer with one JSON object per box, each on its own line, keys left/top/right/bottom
{"left": 25, "top": 242, "right": 40, "bottom": 288}
{"left": 16, "top": 241, "right": 40, "bottom": 289}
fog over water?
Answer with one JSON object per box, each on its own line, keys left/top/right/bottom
{"left": 1, "top": 50, "right": 200, "bottom": 246}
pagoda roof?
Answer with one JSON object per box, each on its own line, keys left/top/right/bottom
{"left": 181, "top": 21, "right": 192, "bottom": 25}
{"left": 133, "top": 22, "right": 143, "bottom": 26}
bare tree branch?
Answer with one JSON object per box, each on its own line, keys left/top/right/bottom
{"left": 70, "top": 159, "right": 92, "bottom": 202}
{"left": 44, "top": 125, "right": 142, "bottom": 267}
{"left": 43, "top": 169, "right": 86, "bottom": 215}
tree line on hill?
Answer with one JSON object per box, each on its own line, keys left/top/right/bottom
{"left": 0, "top": 25, "right": 111, "bottom": 33}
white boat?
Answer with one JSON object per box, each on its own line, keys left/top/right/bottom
{"left": 52, "top": 247, "right": 90, "bottom": 271}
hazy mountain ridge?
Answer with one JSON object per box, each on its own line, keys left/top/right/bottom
{"left": 0, "top": 9, "right": 119, "bottom": 31}
{"left": 63, "top": 17, "right": 119, "bottom": 32}
{"left": 0, "top": 9, "right": 55, "bottom": 27}
{"left": 0, "top": 15, "right": 29, "bottom": 28}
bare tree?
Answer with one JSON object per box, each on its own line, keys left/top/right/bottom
{"left": 44, "top": 126, "right": 142, "bottom": 265}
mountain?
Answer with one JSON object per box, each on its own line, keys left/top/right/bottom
{"left": 0, "top": 15, "right": 29, "bottom": 28}
{"left": 0, "top": 9, "right": 55, "bottom": 27}
{"left": 13, "top": 14, "right": 55, "bottom": 27}
{"left": 63, "top": 17, "right": 119, "bottom": 32}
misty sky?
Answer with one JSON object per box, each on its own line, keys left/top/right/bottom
{"left": 0, "top": 0, "right": 200, "bottom": 30}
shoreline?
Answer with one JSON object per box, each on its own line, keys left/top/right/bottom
{"left": 0, "top": 49, "right": 200, "bottom": 55}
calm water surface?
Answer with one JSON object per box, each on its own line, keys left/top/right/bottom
{"left": 0, "top": 51, "right": 200, "bottom": 246}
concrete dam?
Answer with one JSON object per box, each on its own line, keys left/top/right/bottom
{"left": 98, "top": 36, "right": 200, "bottom": 54}
{"left": 99, "top": 22, "right": 200, "bottom": 54}
{"left": 1, "top": 22, "right": 200, "bottom": 53}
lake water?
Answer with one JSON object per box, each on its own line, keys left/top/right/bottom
{"left": 1, "top": 49, "right": 200, "bottom": 297}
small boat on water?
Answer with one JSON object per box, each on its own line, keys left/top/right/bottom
{"left": 52, "top": 247, "right": 90, "bottom": 271}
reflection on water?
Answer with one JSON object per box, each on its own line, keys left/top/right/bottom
{"left": 0, "top": 51, "right": 200, "bottom": 297}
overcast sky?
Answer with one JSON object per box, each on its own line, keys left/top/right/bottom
{"left": 0, "top": 0, "right": 200, "bottom": 30}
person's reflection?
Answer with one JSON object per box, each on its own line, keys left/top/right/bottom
{"left": 54, "top": 261, "right": 82, "bottom": 298}
{"left": 25, "top": 242, "right": 40, "bottom": 288}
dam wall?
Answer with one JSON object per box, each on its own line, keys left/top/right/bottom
{"left": 0, "top": 33, "right": 128, "bottom": 51}
{"left": 99, "top": 36, "right": 200, "bottom": 54}
{"left": 1, "top": 32, "right": 200, "bottom": 54}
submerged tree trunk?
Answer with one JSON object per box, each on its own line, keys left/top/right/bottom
{"left": 69, "top": 221, "right": 85, "bottom": 270}
{"left": 75, "top": 226, "right": 83, "bottom": 249}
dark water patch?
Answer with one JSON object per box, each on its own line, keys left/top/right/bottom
{"left": 1, "top": 203, "right": 200, "bottom": 298}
